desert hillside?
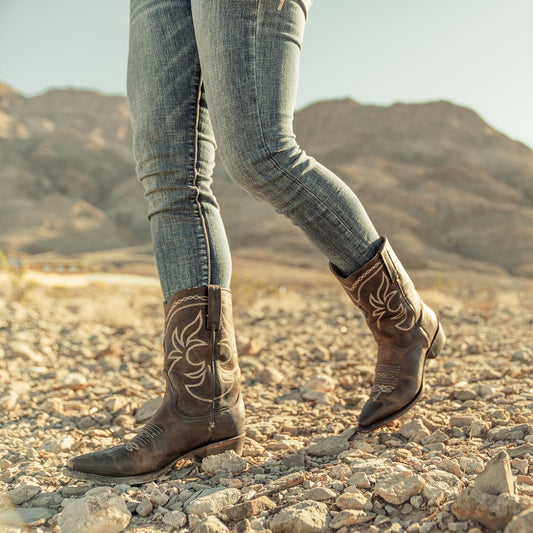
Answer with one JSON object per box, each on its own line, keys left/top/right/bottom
{"left": 1, "top": 82, "right": 532, "bottom": 276}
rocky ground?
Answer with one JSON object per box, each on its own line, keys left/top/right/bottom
{"left": 1, "top": 268, "right": 533, "bottom": 533}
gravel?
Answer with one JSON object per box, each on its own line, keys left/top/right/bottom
{"left": 1, "top": 275, "right": 533, "bottom": 531}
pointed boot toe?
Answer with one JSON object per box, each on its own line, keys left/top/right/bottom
{"left": 357, "top": 400, "right": 387, "bottom": 431}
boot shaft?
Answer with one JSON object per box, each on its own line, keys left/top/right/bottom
{"left": 164, "top": 285, "right": 241, "bottom": 418}
{"left": 331, "top": 237, "right": 423, "bottom": 343}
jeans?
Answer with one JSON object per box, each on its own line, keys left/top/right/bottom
{"left": 127, "top": 0, "right": 381, "bottom": 302}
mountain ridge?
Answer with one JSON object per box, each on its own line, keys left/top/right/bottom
{"left": 1, "top": 83, "right": 532, "bottom": 276}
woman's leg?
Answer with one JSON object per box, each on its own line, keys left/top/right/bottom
{"left": 128, "top": 0, "right": 231, "bottom": 301}
{"left": 191, "top": 0, "right": 444, "bottom": 432}
{"left": 191, "top": 0, "right": 381, "bottom": 276}
{"left": 65, "top": 0, "right": 245, "bottom": 484}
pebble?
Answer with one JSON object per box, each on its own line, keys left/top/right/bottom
{"left": 330, "top": 509, "right": 375, "bottom": 529}
{"left": 335, "top": 489, "right": 373, "bottom": 511}
{"left": 305, "top": 487, "right": 338, "bottom": 501}
{"left": 306, "top": 435, "right": 350, "bottom": 457}
{"left": 162, "top": 510, "right": 187, "bottom": 529}
{"left": 452, "top": 452, "right": 523, "bottom": 529}
{"left": 192, "top": 515, "right": 229, "bottom": 533}
{"left": 269, "top": 500, "right": 329, "bottom": 533}
{"left": 201, "top": 450, "right": 248, "bottom": 476}
{"left": 185, "top": 487, "right": 241, "bottom": 515}
{"left": 374, "top": 472, "right": 425, "bottom": 505}
{"left": 7, "top": 483, "right": 42, "bottom": 505}
{"left": 225, "top": 496, "right": 276, "bottom": 521}
{"left": 256, "top": 367, "right": 285, "bottom": 385}
{"left": 148, "top": 487, "right": 169, "bottom": 507}
{"left": 57, "top": 487, "right": 131, "bottom": 533}
{"left": 0, "top": 507, "right": 55, "bottom": 527}
{"left": 504, "top": 508, "right": 533, "bottom": 533}
{"left": 348, "top": 472, "right": 372, "bottom": 489}
{"left": 135, "top": 497, "right": 153, "bottom": 517}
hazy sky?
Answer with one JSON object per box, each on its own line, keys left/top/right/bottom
{"left": 1, "top": 0, "right": 533, "bottom": 149}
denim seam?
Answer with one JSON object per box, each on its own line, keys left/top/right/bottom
{"left": 252, "top": 2, "right": 368, "bottom": 260}
{"left": 192, "top": 73, "right": 212, "bottom": 286}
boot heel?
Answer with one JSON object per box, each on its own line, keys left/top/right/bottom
{"left": 192, "top": 434, "right": 245, "bottom": 462}
{"left": 427, "top": 324, "right": 445, "bottom": 359}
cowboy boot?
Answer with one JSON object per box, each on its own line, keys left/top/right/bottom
{"left": 65, "top": 285, "right": 245, "bottom": 485}
{"left": 330, "top": 236, "right": 446, "bottom": 432}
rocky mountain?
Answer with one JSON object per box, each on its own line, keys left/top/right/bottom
{"left": 1, "top": 82, "right": 532, "bottom": 276}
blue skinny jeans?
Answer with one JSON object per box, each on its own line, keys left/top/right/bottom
{"left": 127, "top": 0, "right": 381, "bottom": 302}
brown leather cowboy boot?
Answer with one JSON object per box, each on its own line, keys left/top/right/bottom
{"left": 65, "top": 285, "right": 245, "bottom": 485}
{"left": 331, "top": 236, "right": 445, "bottom": 432}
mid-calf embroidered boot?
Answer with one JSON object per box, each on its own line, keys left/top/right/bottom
{"left": 65, "top": 285, "right": 245, "bottom": 485}
{"left": 330, "top": 236, "right": 446, "bottom": 432}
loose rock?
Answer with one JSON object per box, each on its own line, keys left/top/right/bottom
{"left": 226, "top": 496, "right": 276, "bottom": 522}
{"left": 162, "top": 510, "right": 187, "bottom": 529}
{"left": 504, "top": 508, "right": 533, "bottom": 533}
{"left": 57, "top": 488, "right": 131, "bottom": 533}
{"left": 270, "top": 500, "right": 329, "bottom": 533}
{"left": 374, "top": 472, "right": 425, "bottom": 505}
{"left": 201, "top": 450, "right": 247, "bottom": 476}
{"left": 330, "top": 509, "right": 375, "bottom": 530}
{"left": 186, "top": 488, "right": 241, "bottom": 515}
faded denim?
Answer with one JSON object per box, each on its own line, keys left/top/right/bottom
{"left": 127, "top": 0, "right": 380, "bottom": 301}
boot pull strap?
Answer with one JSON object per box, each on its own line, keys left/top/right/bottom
{"left": 207, "top": 285, "right": 222, "bottom": 331}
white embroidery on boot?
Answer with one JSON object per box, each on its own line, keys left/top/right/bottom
{"left": 166, "top": 299, "right": 238, "bottom": 403}
{"left": 350, "top": 263, "right": 416, "bottom": 332}
{"left": 368, "top": 271, "right": 416, "bottom": 331}
{"left": 370, "top": 364, "right": 400, "bottom": 400}
{"left": 167, "top": 310, "right": 208, "bottom": 374}
{"left": 125, "top": 423, "right": 164, "bottom": 452}
{"left": 347, "top": 261, "right": 381, "bottom": 291}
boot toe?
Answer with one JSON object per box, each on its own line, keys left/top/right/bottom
{"left": 68, "top": 450, "right": 117, "bottom": 475}
{"left": 358, "top": 400, "right": 389, "bottom": 430}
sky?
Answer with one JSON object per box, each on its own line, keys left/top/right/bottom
{"left": 1, "top": 0, "right": 533, "bottom": 149}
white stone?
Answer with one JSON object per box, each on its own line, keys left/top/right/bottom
{"left": 421, "top": 470, "right": 463, "bottom": 506}
{"left": 39, "top": 435, "right": 76, "bottom": 453}
{"left": 306, "top": 436, "right": 350, "bottom": 457}
{"left": 504, "top": 508, "right": 533, "bottom": 533}
{"left": 185, "top": 488, "right": 240, "bottom": 515}
{"left": 304, "top": 487, "right": 337, "bottom": 501}
{"left": 7, "top": 483, "right": 41, "bottom": 505}
{"left": 473, "top": 451, "right": 514, "bottom": 495}
{"left": 148, "top": 487, "right": 169, "bottom": 507}
{"left": 421, "top": 430, "right": 448, "bottom": 446}
{"left": 270, "top": 500, "right": 329, "bottom": 533}
{"left": 136, "top": 497, "right": 153, "bottom": 517}
{"left": 57, "top": 488, "right": 131, "bottom": 533}
{"left": 452, "top": 451, "right": 521, "bottom": 530}
{"left": 374, "top": 472, "right": 424, "bottom": 505}
{"left": 301, "top": 374, "right": 335, "bottom": 394}
{"left": 452, "top": 487, "right": 522, "bottom": 530}
{"left": 348, "top": 472, "right": 372, "bottom": 489}
{"left": 335, "top": 489, "right": 373, "bottom": 511}
{"left": 256, "top": 367, "right": 285, "bottom": 385}
{"left": 400, "top": 420, "right": 430, "bottom": 442}
{"left": 329, "top": 463, "right": 352, "bottom": 480}
{"left": 62, "top": 372, "right": 87, "bottom": 389}
{"left": 0, "top": 507, "right": 55, "bottom": 526}
{"left": 201, "top": 450, "right": 247, "bottom": 476}
{"left": 162, "top": 510, "right": 187, "bottom": 529}
{"left": 330, "top": 510, "right": 375, "bottom": 529}
{"left": 192, "top": 515, "right": 229, "bottom": 533}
